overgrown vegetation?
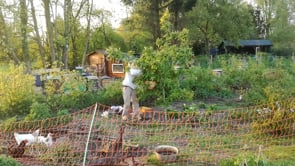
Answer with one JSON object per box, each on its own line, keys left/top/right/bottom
{"left": 0, "top": 64, "right": 35, "bottom": 119}
{"left": 38, "top": 139, "right": 82, "bottom": 165}
{"left": 0, "top": 155, "right": 21, "bottom": 166}
{"left": 1, "top": 12, "right": 295, "bottom": 121}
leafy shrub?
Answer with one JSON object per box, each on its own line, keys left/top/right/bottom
{"left": 0, "top": 155, "right": 21, "bottom": 166}
{"left": 43, "top": 70, "right": 87, "bottom": 95}
{"left": 182, "top": 66, "right": 232, "bottom": 99}
{"left": 46, "top": 91, "right": 100, "bottom": 113}
{"left": 2, "top": 116, "right": 17, "bottom": 131}
{"left": 55, "top": 109, "right": 72, "bottom": 126}
{"left": 57, "top": 109, "right": 69, "bottom": 116}
{"left": 135, "top": 10, "right": 193, "bottom": 105}
{"left": 25, "top": 102, "right": 51, "bottom": 121}
{"left": 166, "top": 88, "right": 194, "bottom": 103}
{"left": 96, "top": 80, "right": 123, "bottom": 105}
{"left": 0, "top": 64, "right": 35, "bottom": 119}
{"left": 42, "top": 70, "right": 101, "bottom": 112}
{"left": 198, "top": 102, "right": 207, "bottom": 109}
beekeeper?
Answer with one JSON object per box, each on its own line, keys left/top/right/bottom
{"left": 122, "top": 63, "right": 142, "bottom": 121}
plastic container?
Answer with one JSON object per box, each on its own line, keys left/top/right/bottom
{"left": 154, "top": 145, "right": 178, "bottom": 162}
{"left": 140, "top": 107, "right": 153, "bottom": 119}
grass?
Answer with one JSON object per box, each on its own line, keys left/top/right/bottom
{"left": 263, "top": 146, "right": 295, "bottom": 164}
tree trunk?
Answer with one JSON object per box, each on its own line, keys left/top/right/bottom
{"left": 43, "top": 0, "right": 56, "bottom": 66}
{"left": 30, "top": 0, "right": 46, "bottom": 68}
{"left": 0, "top": 7, "right": 20, "bottom": 64}
{"left": 82, "top": 0, "right": 93, "bottom": 66}
{"left": 63, "top": 0, "right": 72, "bottom": 69}
{"left": 20, "top": 0, "right": 31, "bottom": 73}
{"left": 151, "top": 0, "right": 161, "bottom": 46}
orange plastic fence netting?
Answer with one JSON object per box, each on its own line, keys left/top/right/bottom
{"left": 0, "top": 102, "right": 295, "bottom": 166}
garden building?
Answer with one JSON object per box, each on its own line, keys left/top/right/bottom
{"left": 218, "top": 39, "right": 273, "bottom": 55}
{"left": 86, "top": 49, "right": 125, "bottom": 78}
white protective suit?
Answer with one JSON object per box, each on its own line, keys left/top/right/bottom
{"left": 122, "top": 66, "right": 142, "bottom": 120}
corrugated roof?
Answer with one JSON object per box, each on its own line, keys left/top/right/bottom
{"left": 224, "top": 40, "right": 273, "bottom": 46}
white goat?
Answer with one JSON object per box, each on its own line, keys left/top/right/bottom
{"left": 14, "top": 129, "right": 39, "bottom": 145}
{"left": 37, "top": 133, "right": 53, "bottom": 147}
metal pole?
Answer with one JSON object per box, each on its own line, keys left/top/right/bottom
{"left": 83, "top": 103, "right": 98, "bottom": 166}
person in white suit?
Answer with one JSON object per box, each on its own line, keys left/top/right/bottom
{"left": 122, "top": 63, "right": 142, "bottom": 121}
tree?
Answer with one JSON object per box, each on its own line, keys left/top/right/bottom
{"left": 255, "top": 0, "right": 274, "bottom": 39}
{"left": 269, "top": 0, "right": 295, "bottom": 55}
{"left": 43, "top": 0, "right": 56, "bottom": 66}
{"left": 20, "top": 0, "right": 31, "bottom": 73}
{"left": 136, "top": 9, "right": 194, "bottom": 104}
{"left": 29, "top": 0, "right": 46, "bottom": 68}
{"left": 185, "top": 0, "right": 254, "bottom": 55}
{"left": 0, "top": 3, "right": 20, "bottom": 64}
{"left": 62, "top": 0, "right": 72, "bottom": 69}
{"left": 81, "top": 0, "right": 93, "bottom": 66}
{"left": 122, "top": 0, "right": 171, "bottom": 46}
{"left": 254, "top": 0, "right": 295, "bottom": 55}
{"left": 69, "top": 0, "right": 87, "bottom": 67}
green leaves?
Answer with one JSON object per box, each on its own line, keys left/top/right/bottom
{"left": 25, "top": 102, "right": 51, "bottom": 121}
{"left": 0, "top": 64, "right": 35, "bottom": 118}
{"left": 137, "top": 10, "right": 194, "bottom": 104}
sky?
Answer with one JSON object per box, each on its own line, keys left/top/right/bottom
{"left": 95, "top": 0, "right": 129, "bottom": 28}
{"left": 4, "top": 0, "right": 129, "bottom": 29}
{"left": 4, "top": 0, "right": 257, "bottom": 29}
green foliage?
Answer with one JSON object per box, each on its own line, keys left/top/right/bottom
{"left": 182, "top": 66, "right": 232, "bottom": 99}
{"left": 105, "top": 47, "right": 135, "bottom": 62}
{"left": 57, "top": 109, "right": 69, "bottom": 116}
{"left": 219, "top": 153, "right": 266, "bottom": 166}
{"left": 0, "top": 64, "right": 35, "bottom": 119}
{"left": 2, "top": 116, "right": 17, "bottom": 131}
{"left": 89, "top": 24, "right": 127, "bottom": 52}
{"left": 39, "top": 140, "right": 82, "bottom": 165}
{"left": 186, "top": 0, "right": 254, "bottom": 54}
{"left": 146, "top": 153, "right": 162, "bottom": 166}
{"left": 252, "top": 108, "right": 295, "bottom": 137}
{"left": 0, "top": 155, "right": 21, "bottom": 166}
{"left": 43, "top": 70, "right": 86, "bottom": 95}
{"left": 137, "top": 10, "right": 194, "bottom": 105}
{"left": 43, "top": 70, "right": 100, "bottom": 112}
{"left": 25, "top": 102, "right": 51, "bottom": 121}
{"left": 215, "top": 55, "right": 295, "bottom": 105}
{"left": 46, "top": 91, "right": 100, "bottom": 113}
{"left": 96, "top": 80, "right": 123, "bottom": 106}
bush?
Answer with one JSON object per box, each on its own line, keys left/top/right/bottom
{"left": 0, "top": 155, "right": 21, "bottom": 166}
{"left": 135, "top": 10, "right": 193, "bottom": 105}
{"left": 182, "top": 67, "right": 229, "bottom": 99}
{"left": 96, "top": 80, "right": 123, "bottom": 106}
{"left": 25, "top": 102, "right": 51, "bottom": 121}
{"left": 46, "top": 91, "right": 100, "bottom": 113}
{"left": 57, "top": 109, "right": 69, "bottom": 116}
{"left": 0, "top": 64, "right": 35, "bottom": 119}
{"left": 2, "top": 116, "right": 17, "bottom": 131}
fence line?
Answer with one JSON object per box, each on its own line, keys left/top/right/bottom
{"left": 0, "top": 100, "right": 295, "bottom": 165}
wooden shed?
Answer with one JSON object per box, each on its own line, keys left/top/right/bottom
{"left": 86, "top": 49, "right": 125, "bottom": 78}
{"left": 218, "top": 40, "right": 273, "bottom": 55}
